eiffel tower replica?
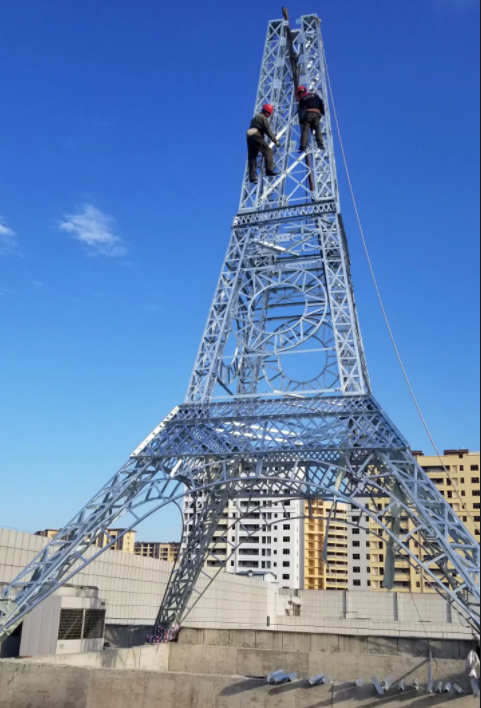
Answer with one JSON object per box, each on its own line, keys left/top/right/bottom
{"left": 1, "top": 12, "right": 479, "bottom": 641}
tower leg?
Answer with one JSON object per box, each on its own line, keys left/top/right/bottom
{"left": 156, "top": 485, "right": 232, "bottom": 628}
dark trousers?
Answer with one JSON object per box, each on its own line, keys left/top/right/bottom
{"left": 301, "top": 112, "right": 324, "bottom": 150}
{"left": 247, "top": 134, "right": 274, "bottom": 181}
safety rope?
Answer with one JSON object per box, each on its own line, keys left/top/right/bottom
{"left": 321, "top": 35, "right": 480, "bottom": 533}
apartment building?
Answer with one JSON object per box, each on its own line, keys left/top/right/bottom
{"left": 134, "top": 541, "right": 181, "bottom": 563}
{"left": 183, "top": 496, "right": 304, "bottom": 590}
{"left": 368, "top": 449, "right": 480, "bottom": 593}
{"left": 347, "top": 501, "right": 372, "bottom": 591}
{"left": 303, "top": 449, "right": 480, "bottom": 593}
{"left": 35, "top": 528, "right": 137, "bottom": 553}
{"left": 304, "top": 500, "right": 349, "bottom": 590}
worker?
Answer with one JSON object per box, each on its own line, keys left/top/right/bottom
{"left": 296, "top": 86, "right": 325, "bottom": 152}
{"left": 246, "top": 104, "right": 280, "bottom": 184}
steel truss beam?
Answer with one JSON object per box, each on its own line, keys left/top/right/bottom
{"left": 0, "top": 396, "right": 479, "bottom": 636}
{"left": 1, "top": 13, "right": 479, "bottom": 641}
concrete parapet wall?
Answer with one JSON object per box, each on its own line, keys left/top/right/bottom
{"left": 0, "top": 656, "right": 474, "bottom": 708}
{"left": 178, "top": 628, "right": 472, "bottom": 660}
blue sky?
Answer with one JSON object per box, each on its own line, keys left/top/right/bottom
{"left": 0, "top": 0, "right": 479, "bottom": 542}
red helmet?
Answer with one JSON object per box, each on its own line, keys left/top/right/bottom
{"left": 296, "top": 86, "right": 308, "bottom": 98}
{"left": 263, "top": 104, "right": 274, "bottom": 115}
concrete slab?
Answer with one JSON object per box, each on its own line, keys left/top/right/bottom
{"left": 0, "top": 660, "right": 475, "bottom": 708}
{"left": 203, "top": 629, "right": 232, "bottom": 647}
{"left": 169, "top": 644, "right": 238, "bottom": 676}
{"left": 237, "top": 647, "right": 309, "bottom": 679}
{"left": 367, "top": 636, "right": 399, "bottom": 656}
{"left": 311, "top": 633, "right": 341, "bottom": 654}
{"left": 178, "top": 628, "right": 204, "bottom": 646}
{"left": 87, "top": 669, "right": 146, "bottom": 708}
{"left": 255, "top": 631, "right": 283, "bottom": 651}
{"left": 0, "top": 660, "right": 89, "bottom": 708}
{"left": 338, "top": 635, "right": 369, "bottom": 654}
{"left": 236, "top": 629, "right": 256, "bottom": 648}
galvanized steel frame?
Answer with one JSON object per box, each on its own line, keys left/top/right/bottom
{"left": 1, "top": 14, "right": 479, "bottom": 640}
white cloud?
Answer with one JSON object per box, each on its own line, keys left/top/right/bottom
{"left": 0, "top": 217, "right": 18, "bottom": 255}
{"left": 59, "top": 204, "right": 127, "bottom": 258}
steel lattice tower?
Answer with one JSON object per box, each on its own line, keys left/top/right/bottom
{"left": 0, "top": 13, "right": 479, "bottom": 640}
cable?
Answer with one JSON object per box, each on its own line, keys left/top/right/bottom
{"left": 321, "top": 34, "right": 480, "bottom": 533}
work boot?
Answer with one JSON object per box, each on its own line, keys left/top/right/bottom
{"left": 250, "top": 179, "right": 259, "bottom": 185}
{"left": 298, "top": 147, "right": 306, "bottom": 153}
{"left": 266, "top": 171, "right": 279, "bottom": 177}
{"left": 317, "top": 143, "right": 325, "bottom": 150}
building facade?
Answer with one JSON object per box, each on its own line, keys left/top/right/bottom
{"left": 35, "top": 529, "right": 137, "bottom": 554}
{"left": 134, "top": 542, "right": 180, "bottom": 563}
{"left": 369, "top": 449, "right": 480, "bottom": 593}
{"left": 304, "top": 500, "right": 349, "bottom": 590}
{"left": 302, "top": 450, "right": 480, "bottom": 593}
{"left": 347, "top": 501, "right": 372, "bottom": 591}
{"left": 183, "top": 496, "right": 304, "bottom": 590}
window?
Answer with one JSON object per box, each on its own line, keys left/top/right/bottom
{"left": 353, "top": 529, "right": 360, "bottom": 535}
{"left": 462, "top": 491, "right": 466, "bottom": 497}
{"left": 447, "top": 491, "right": 453, "bottom": 499}
{"left": 416, "top": 581, "right": 421, "bottom": 588}
{"left": 473, "top": 490, "right": 481, "bottom": 497}
{"left": 461, "top": 478, "right": 465, "bottom": 484}
{"left": 283, "top": 549, "right": 290, "bottom": 555}
{"left": 472, "top": 478, "right": 480, "bottom": 485}
{"left": 379, "top": 567, "right": 385, "bottom": 575}
{"left": 353, "top": 541, "right": 360, "bottom": 548}
{"left": 366, "top": 554, "right": 371, "bottom": 561}
{"left": 460, "top": 466, "right": 465, "bottom": 471}
{"left": 283, "top": 524, "right": 290, "bottom": 530}
{"left": 378, "top": 542, "right": 384, "bottom": 549}
{"left": 283, "top": 537, "right": 291, "bottom": 543}
{"left": 352, "top": 516, "right": 360, "bottom": 523}
{"left": 471, "top": 466, "right": 480, "bottom": 472}
{"left": 353, "top": 554, "right": 361, "bottom": 560}
{"left": 353, "top": 579, "right": 361, "bottom": 587}
{"left": 283, "top": 574, "right": 290, "bottom": 580}
{"left": 366, "top": 542, "right": 371, "bottom": 548}
{"left": 367, "top": 567, "right": 371, "bottom": 573}
{"left": 367, "top": 580, "right": 371, "bottom": 587}
{"left": 231, "top": 561, "right": 235, "bottom": 566}
{"left": 283, "top": 561, "right": 290, "bottom": 568}
{"left": 353, "top": 567, "right": 361, "bottom": 573}
{"left": 463, "top": 517, "right": 468, "bottom": 522}
{"left": 476, "top": 530, "right": 480, "bottom": 537}
{"left": 379, "top": 554, "right": 384, "bottom": 562}
{"left": 377, "top": 504, "right": 383, "bottom": 511}
{"left": 474, "top": 504, "right": 480, "bottom": 509}
{"left": 475, "top": 517, "right": 481, "bottom": 523}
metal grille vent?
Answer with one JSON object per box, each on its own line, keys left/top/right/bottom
{"left": 57, "top": 608, "right": 106, "bottom": 640}
{"left": 83, "top": 610, "right": 106, "bottom": 639}
{"left": 58, "top": 609, "right": 83, "bottom": 640}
